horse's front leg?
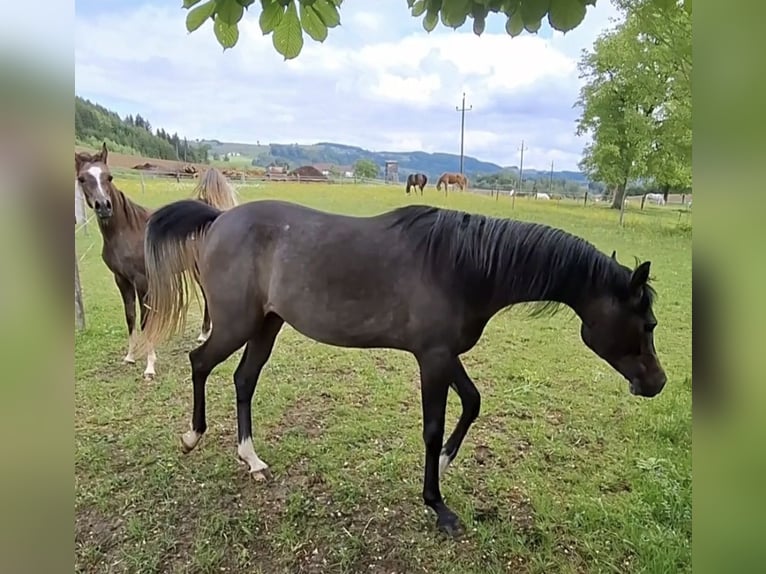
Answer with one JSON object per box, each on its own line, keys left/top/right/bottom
{"left": 138, "top": 292, "right": 157, "bottom": 379}
{"left": 114, "top": 274, "right": 137, "bottom": 364}
{"left": 416, "top": 348, "right": 464, "bottom": 538}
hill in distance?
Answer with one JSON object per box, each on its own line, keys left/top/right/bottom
{"left": 201, "top": 139, "right": 589, "bottom": 184}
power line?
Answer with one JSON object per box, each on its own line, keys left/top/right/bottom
{"left": 455, "top": 92, "right": 472, "bottom": 174}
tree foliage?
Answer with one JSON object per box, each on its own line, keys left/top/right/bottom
{"left": 181, "top": 0, "right": 689, "bottom": 60}
{"left": 75, "top": 96, "right": 210, "bottom": 163}
{"left": 353, "top": 158, "right": 378, "bottom": 179}
{"left": 575, "top": 0, "right": 691, "bottom": 208}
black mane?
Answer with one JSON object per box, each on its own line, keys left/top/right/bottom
{"left": 388, "top": 204, "right": 654, "bottom": 313}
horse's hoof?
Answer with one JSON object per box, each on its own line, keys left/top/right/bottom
{"left": 180, "top": 430, "right": 201, "bottom": 453}
{"left": 436, "top": 513, "right": 465, "bottom": 540}
{"left": 143, "top": 373, "right": 155, "bottom": 381}
{"left": 250, "top": 467, "right": 273, "bottom": 482}
{"left": 123, "top": 357, "right": 136, "bottom": 365}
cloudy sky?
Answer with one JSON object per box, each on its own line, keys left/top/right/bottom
{"left": 74, "top": 0, "right": 621, "bottom": 171}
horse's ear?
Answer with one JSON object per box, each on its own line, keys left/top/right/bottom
{"left": 100, "top": 142, "right": 109, "bottom": 164}
{"left": 629, "top": 261, "right": 651, "bottom": 293}
{"left": 610, "top": 250, "right": 617, "bottom": 260}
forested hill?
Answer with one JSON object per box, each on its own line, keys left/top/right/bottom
{"left": 75, "top": 96, "right": 210, "bottom": 163}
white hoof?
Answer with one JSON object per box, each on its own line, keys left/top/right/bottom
{"left": 123, "top": 355, "right": 136, "bottom": 364}
{"left": 181, "top": 429, "right": 202, "bottom": 453}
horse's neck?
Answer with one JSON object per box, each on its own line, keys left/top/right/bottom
{"left": 98, "top": 187, "right": 149, "bottom": 238}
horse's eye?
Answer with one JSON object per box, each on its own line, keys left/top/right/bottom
{"left": 107, "top": 175, "right": 113, "bottom": 182}
{"left": 77, "top": 176, "right": 85, "bottom": 184}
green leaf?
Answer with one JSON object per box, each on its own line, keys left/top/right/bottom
{"left": 411, "top": 0, "right": 427, "bottom": 17}
{"left": 183, "top": 0, "right": 202, "bottom": 8}
{"left": 301, "top": 3, "right": 328, "bottom": 42}
{"left": 473, "top": 15, "right": 486, "bottom": 35}
{"left": 505, "top": 10, "right": 524, "bottom": 36}
{"left": 259, "top": 0, "right": 284, "bottom": 34}
{"left": 547, "top": 0, "right": 586, "bottom": 32}
{"left": 441, "top": 0, "right": 471, "bottom": 27}
{"left": 272, "top": 0, "right": 304, "bottom": 59}
{"left": 423, "top": 9, "right": 439, "bottom": 32}
{"left": 214, "top": 16, "right": 240, "bottom": 49}
{"left": 237, "top": 0, "right": 256, "bottom": 6}
{"left": 216, "top": 0, "right": 245, "bottom": 26}
{"left": 524, "top": 16, "right": 542, "bottom": 33}
{"left": 185, "top": 0, "right": 216, "bottom": 32}
{"left": 520, "top": 0, "right": 549, "bottom": 25}
{"left": 313, "top": 0, "right": 341, "bottom": 28}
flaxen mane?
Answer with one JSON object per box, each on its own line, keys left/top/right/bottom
{"left": 388, "top": 205, "right": 655, "bottom": 313}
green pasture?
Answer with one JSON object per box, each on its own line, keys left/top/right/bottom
{"left": 75, "top": 180, "right": 691, "bottom": 573}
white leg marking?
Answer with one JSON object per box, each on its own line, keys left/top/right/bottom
{"left": 238, "top": 437, "right": 270, "bottom": 478}
{"left": 439, "top": 452, "right": 452, "bottom": 478}
{"left": 143, "top": 347, "right": 156, "bottom": 379}
{"left": 196, "top": 325, "right": 212, "bottom": 343}
{"left": 181, "top": 429, "right": 202, "bottom": 452}
{"left": 123, "top": 333, "right": 136, "bottom": 364}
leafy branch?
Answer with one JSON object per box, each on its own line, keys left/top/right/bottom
{"left": 182, "top": 0, "right": 686, "bottom": 60}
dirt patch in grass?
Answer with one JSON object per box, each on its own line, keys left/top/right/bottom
{"left": 75, "top": 506, "right": 125, "bottom": 562}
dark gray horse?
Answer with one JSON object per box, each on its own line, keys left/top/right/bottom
{"left": 140, "top": 199, "right": 666, "bottom": 538}
{"left": 406, "top": 173, "right": 428, "bottom": 195}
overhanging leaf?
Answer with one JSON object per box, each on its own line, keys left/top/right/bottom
{"left": 273, "top": 0, "right": 304, "bottom": 59}
{"left": 214, "top": 16, "right": 240, "bottom": 49}
{"left": 473, "top": 15, "right": 486, "bottom": 35}
{"left": 505, "top": 10, "right": 524, "bottom": 36}
{"left": 547, "top": 0, "right": 586, "bottom": 32}
{"left": 423, "top": 9, "right": 439, "bottom": 32}
{"left": 411, "top": 0, "right": 427, "bottom": 17}
{"left": 216, "top": 0, "right": 245, "bottom": 26}
{"left": 524, "top": 15, "right": 542, "bottom": 33}
{"left": 301, "top": 3, "right": 328, "bottom": 42}
{"left": 259, "top": 0, "right": 284, "bottom": 34}
{"left": 520, "top": 0, "right": 549, "bottom": 25}
{"left": 183, "top": 0, "right": 203, "bottom": 8}
{"left": 185, "top": 0, "right": 216, "bottom": 32}
{"left": 313, "top": 0, "right": 341, "bottom": 28}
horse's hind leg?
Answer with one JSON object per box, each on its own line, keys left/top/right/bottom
{"left": 439, "top": 359, "right": 480, "bottom": 477}
{"left": 114, "top": 274, "right": 137, "bottom": 364}
{"left": 197, "top": 300, "right": 212, "bottom": 343}
{"left": 181, "top": 319, "right": 254, "bottom": 454}
{"left": 233, "top": 313, "right": 284, "bottom": 480}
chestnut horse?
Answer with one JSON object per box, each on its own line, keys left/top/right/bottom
{"left": 436, "top": 172, "right": 468, "bottom": 192}
{"left": 75, "top": 142, "right": 237, "bottom": 378}
{"left": 405, "top": 173, "right": 428, "bottom": 195}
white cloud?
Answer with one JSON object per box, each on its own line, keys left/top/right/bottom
{"left": 74, "top": 0, "right": 620, "bottom": 171}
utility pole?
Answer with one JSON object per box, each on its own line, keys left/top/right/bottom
{"left": 455, "top": 92, "right": 472, "bottom": 174}
{"left": 549, "top": 160, "right": 554, "bottom": 195}
{"left": 518, "top": 139, "right": 528, "bottom": 194}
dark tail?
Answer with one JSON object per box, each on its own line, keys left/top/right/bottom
{"left": 139, "top": 200, "right": 223, "bottom": 353}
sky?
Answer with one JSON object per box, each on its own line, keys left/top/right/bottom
{"left": 74, "top": 0, "right": 622, "bottom": 171}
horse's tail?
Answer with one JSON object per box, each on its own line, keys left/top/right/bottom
{"left": 137, "top": 199, "right": 223, "bottom": 354}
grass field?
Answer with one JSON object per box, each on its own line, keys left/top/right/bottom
{"left": 75, "top": 180, "right": 692, "bottom": 573}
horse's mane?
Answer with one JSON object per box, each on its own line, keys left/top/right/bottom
{"left": 107, "top": 181, "right": 152, "bottom": 231}
{"left": 387, "top": 205, "right": 655, "bottom": 313}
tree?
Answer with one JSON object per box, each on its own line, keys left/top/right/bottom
{"left": 575, "top": 0, "right": 691, "bottom": 209}
{"left": 180, "top": 0, "right": 690, "bottom": 60}
{"left": 353, "top": 159, "right": 378, "bottom": 179}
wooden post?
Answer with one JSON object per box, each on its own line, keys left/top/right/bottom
{"left": 619, "top": 191, "right": 627, "bottom": 227}
{"left": 140, "top": 170, "right": 146, "bottom": 194}
{"left": 75, "top": 259, "right": 85, "bottom": 331}
{"left": 584, "top": 190, "right": 588, "bottom": 206}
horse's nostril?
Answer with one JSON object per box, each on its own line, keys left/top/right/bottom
{"left": 105, "top": 199, "right": 112, "bottom": 210}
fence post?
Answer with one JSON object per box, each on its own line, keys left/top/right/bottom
{"left": 140, "top": 170, "right": 146, "bottom": 194}
{"left": 75, "top": 258, "right": 85, "bottom": 331}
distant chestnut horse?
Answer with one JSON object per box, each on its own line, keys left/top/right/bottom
{"left": 406, "top": 173, "right": 428, "bottom": 195}
{"left": 436, "top": 172, "right": 468, "bottom": 193}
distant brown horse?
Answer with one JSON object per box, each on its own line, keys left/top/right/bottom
{"left": 405, "top": 173, "right": 428, "bottom": 195}
{"left": 75, "top": 142, "right": 237, "bottom": 378}
{"left": 436, "top": 172, "right": 468, "bottom": 193}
